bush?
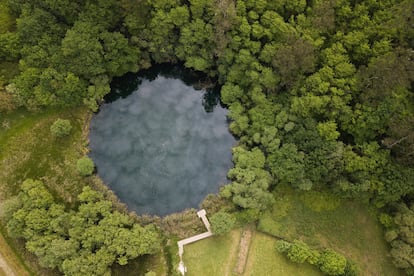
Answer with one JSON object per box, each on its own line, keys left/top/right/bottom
{"left": 210, "top": 211, "right": 236, "bottom": 235}
{"left": 287, "top": 240, "right": 313, "bottom": 264}
{"left": 234, "top": 208, "right": 261, "bottom": 225}
{"left": 379, "top": 213, "right": 393, "bottom": 228}
{"left": 76, "top": 156, "right": 95, "bottom": 176}
{"left": 318, "top": 249, "right": 347, "bottom": 276}
{"left": 275, "top": 240, "right": 292, "bottom": 253}
{"left": 50, "top": 119, "right": 72, "bottom": 137}
{"left": 276, "top": 239, "right": 349, "bottom": 275}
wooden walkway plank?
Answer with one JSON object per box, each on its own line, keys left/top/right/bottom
{"left": 177, "top": 209, "right": 214, "bottom": 275}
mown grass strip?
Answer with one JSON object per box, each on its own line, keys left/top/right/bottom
{"left": 184, "top": 229, "right": 241, "bottom": 276}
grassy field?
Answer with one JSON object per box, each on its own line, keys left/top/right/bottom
{"left": 184, "top": 229, "right": 241, "bottom": 276}
{"left": 0, "top": 108, "right": 90, "bottom": 203}
{"left": 184, "top": 229, "right": 322, "bottom": 276}
{"left": 258, "top": 185, "right": 402, "bottom": 275}
{"left": 244, "top": 232, "right": 321, "bottom": 276}
{"left": 183, "top": 186, "right": 401, "bottom": 275}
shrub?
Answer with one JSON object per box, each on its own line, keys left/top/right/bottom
{"left": 50, "top": 119, "right": 72, "bottom": 137}
{"left": 379, "top": 213, "right": 393, "bottom": 228}
{"left": 210, "top": 211, "right": 236, "bottom": 235}
{"left": 76, "top": 156, "right": 95, "bottom": 176}
{"left": 318, "top": 249, "right": 347, "bottom": 276}
{"left": 234, "top": 208, "right": 261, "bottom": 225}
{"left": 287, "top": 240, "right": 318, "bottom": 264}
{"left": 275, "top": 240, "right": 292, "bottom": 253}
{"left": 276, "top": 239, "right": 349, "bottom": 275}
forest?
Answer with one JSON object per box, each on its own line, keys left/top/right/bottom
{"left": 0, "top": 0, "right": 413, "bottom": 275}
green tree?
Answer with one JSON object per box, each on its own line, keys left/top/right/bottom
{"left": 50, "top": 119, "right": 72, "bottom": 138}
{"left": 210, "top": 211, "right": 236, "bottom": 235}
{"left": 76, "top": 157, "right": 95, "bottom": 176}
{"left": 221, "top": 147, "right": 274, "bottom": 210}
{"left": 385, "top": 202, "right": 414, "bottom": 275}
{"left": 318, "top": 249, "right": 347, "bottom": 276}
{"left": 7, "top": 182, "right": 161, "bottom": 275}
{"left": 287, "top": 240, "right": 319, "bottom": 265}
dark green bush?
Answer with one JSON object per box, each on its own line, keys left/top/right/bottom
{"left": 50, "top": 119, "right": 72, "bottom": 137}
{"left": 76, "top": 156, "right": 94, "bottom": 176}
{"left": 318, "top": 249, "right": 347, "bottom": 276}
{"left": 210, "top": 211, "right": 236, "bottom": 235}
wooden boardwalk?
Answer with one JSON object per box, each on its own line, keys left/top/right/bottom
{"left": 177, "top": 209, "right": 213, "bottom": 275}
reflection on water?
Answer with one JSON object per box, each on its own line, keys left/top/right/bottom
{"left": 89, "top": 68, "right": 235, "bottom": 216}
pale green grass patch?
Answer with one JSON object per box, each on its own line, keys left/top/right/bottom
{"left": 258, "top": 185, "right": 403, "bottom": 275}
{"left": 184, "top": 229, "right": 241, "bottom": 276}
{"left": 243, "top": 232, "right": 322, "bottom": 276}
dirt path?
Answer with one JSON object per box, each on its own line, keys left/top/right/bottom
{"left": 223, "top": 230, "right": 242, "bottom": 276}
{"left": 233, "top": 228, "right": 253, "bottom": 275}
{"left": 0, "top": 252, "right": 15, "bottom": 276}
{"left": 0, "top": 230, "right": 29, "bottom": 276}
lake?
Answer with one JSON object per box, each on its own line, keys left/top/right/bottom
{"left": 89, "top": 65, "right": 235, "bottom": 216}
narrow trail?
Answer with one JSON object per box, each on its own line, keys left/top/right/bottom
{"left": 0, "top": 251, "right": 15, "bottom": 276}
{"left": 233, "top": 228, "right": 253, "bottom": 275}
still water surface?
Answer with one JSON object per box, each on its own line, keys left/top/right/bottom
{"left": 89, "top": 66, "right": 235, "bottom": 216}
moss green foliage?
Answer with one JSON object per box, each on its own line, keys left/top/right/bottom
{"left": 221, "top": 147, "right": 274, "bottom": 210}
{"left": 50, "top": 118, "right": 72, "bottom": 138}
{"left": 1, "top": 0, "right": 414, "bottom": 274}
{"left": 6, "top": 180, "right": 161, "bottom": 275}
{"left": 76, "top": 156, "right": 94, "bottom": 176}
{"left": 3, "top": 0, "right": 413, "bottom": 206}
{"left": 210, "top": 211, "right": 236, "bottom": 235}
{"left": 276, "top": 240, "right": 349, "bottom": 276}
{"left": 319, "top": 249, "right": 347, "bottom": 276}
{"left": 383, "top": 202, "right": 414, "bottom": 275}
{"left": 277, "top": 240, "right": 316, "bottom": 264}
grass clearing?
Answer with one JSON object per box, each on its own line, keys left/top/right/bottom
{"left": 184, "top": 228, "right": 323, "bottom": 276}
{"left": 258, "top": 185, "right": 402, "bottom": 275}
{"left": 184, "top": 229, "right": 241, "bottom": 276}
{"left": 0, "top": 108, "right": 90, "bottom": 202}
{"left": 243, "top": 232, "right": 322, "bottom": 276}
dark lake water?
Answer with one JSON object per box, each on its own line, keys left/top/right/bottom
{"left": 89, "top": 65, "right": 236, "bottom": 216}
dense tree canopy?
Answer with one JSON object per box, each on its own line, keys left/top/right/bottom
{"left": 6, "top": 179, "right": 161, "bottom": 276}
{"left": 1, "top": 0, "right": 413, "bottom": 274}
{"left": 384, "top": 202, "right": 414, "bottom": 275}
